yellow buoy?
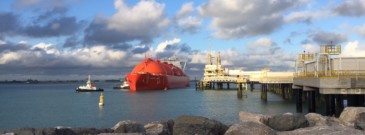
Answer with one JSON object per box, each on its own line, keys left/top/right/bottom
{"left": 99, "top": 92, "right": 104, "bottom": 106}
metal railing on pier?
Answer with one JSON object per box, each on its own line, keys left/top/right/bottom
{"left": 294, "top": 70, "right": 365, "bottom": 78}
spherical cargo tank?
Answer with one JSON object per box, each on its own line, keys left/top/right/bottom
{"left": 126, "top": 58, "right": 189, "bottom": 91}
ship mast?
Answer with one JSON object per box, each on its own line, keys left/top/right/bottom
{"left": 87, "top": 75, "right": 91, "bottom": 87}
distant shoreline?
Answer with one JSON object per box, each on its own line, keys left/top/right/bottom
{"left": 0, "top": 79, "right": 121, "bottom": 84}
{"left": 0, "top": 79, "right": 199, "bottom": 84}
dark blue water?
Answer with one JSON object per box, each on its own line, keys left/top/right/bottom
{"left": 0, "top": 82, "right": 296, "bottom": 129}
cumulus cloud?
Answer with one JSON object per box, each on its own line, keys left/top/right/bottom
{"left": 177, "top": 16, "right": 202, "bottom": 34}
{"left": 0, "top": 40, "right": 6, "bottom": 45}
{"left": 0, "top": 12, "right": 19, "bottom": 36}
{"left": 356, "top": 24, "right": 365, "bottom": 37}
{"left": 1, "top": 7, "right": 83, "bottom": 39}
{"left": 302, "top": 43, "right": 320, "bottom": 53}
{"left": 19, "top": 40, "right": 28, "bottom": 44}
{"left": 132, "top": 45, "right": 150, "bottom": 54}
{"left": 246, "top": 37, "right": 280, "bottom": 56}
{"left": 190, "top": 38, "right": 295, "bottom": 71}
{"left": 0, "top": 37, "right": 201, "bottom": 79}
{"left": 63, "top": 36, "right": 81, "bottom": 48}
{"left": 32, "top": 42, "right": 61, "bottom": 55}
{"left": 13, "top": 0, "right": 79, "bottom": 9}
{"left": 237, "top": 38, "right": 294, "bottom": 71}
{"left": 13, "top": 0, "right": 42, "bottom": 8}
{"left": 0, "top": 42, "right": 54, "bottom": 66}
{"left": 23, "top": 16, "right": 83, "bottom": 38}
{"left": 156, "top": 38, "right": 181, "bottom": 52}
{"left": 341, "top": 41, "right": 365, "bottom": 57}
{"left": 311, "top": 30, "right": 347, "bottom": 44}
{"left": 0, "top": 41, "right": 28, "bottom": 53}
{"left": 69, "top": 46, "right": 128, "bottom": 67}
{"left": 0, "top": 52, "right": 22, "bottom": 65}
{"left": 36, "top": 7, "right": 68, "bottom": 21}
{"left": 209, "top": 49, "right": 294, "bottom": 72}
{"left": 175, "top": 2, "right": 202, "bottom": 34}
{"left": 190, "top": 51, "right": 208, "bottom": 64}
{"left": 231, "top": 51, "right": 294, "bottom": 71}
{"left": 0, "top": 37, "right": 296, "bottom": 80}
{"left": 155, "top": 38, "right": 197, "bottom": 59}
{"left": 332, "top": 0, "right": 365, "bottom": 17}
{"left": 0, "top": 40, "right": 148, "bottom": 78}
{"left": 284, "top": 31, "right": 304, "bottom": 45}
{"left": 108, "top": 0, "right": 169, "bottom": 34}
{"left": 248, "top": 38, "right": 276, "bottom": 48}
{"left": 84, "top": 0, "right": 169, "bottom": 45}
{"left": 177, "top": 2, "right": 194, "bottom": 18}
{"left": 284, "top": 10, "right": 332, "bottom": 24}
{"left": 298, "top": 30, "right": 347, "bottom": 52}
{"left": 84, "top": 20, "right": 126, "bottom": 45}
{"left": 198, "top": 0, "right": 309, "bottom": 39}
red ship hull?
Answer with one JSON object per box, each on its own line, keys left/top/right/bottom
{"left": 126, "top": 58, "right": 189, "bottom": 91}
{"left": 126, "top": 73, "right": 189, "bottom": 91}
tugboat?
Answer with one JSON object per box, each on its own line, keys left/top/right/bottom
{"left": 112, "top": 79, "right": 129, "bottom": 89}
{"left": 75, "top": 75, "right": 104, "bottom": 92}
{"left": 120, "top": 81, "right": 130, "bottom": 89}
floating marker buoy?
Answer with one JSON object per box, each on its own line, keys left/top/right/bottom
{"left": 99, "top": 92, "right": 104, "bottom": 106}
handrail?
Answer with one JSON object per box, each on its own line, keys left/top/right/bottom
{"left": 294, "top": 70, "right": 365, "bottom": 78}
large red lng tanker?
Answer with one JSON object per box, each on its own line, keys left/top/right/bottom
{"left": 126, "top": 57, "right": 189, "bottom": 91}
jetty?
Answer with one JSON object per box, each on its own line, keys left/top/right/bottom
{"left": 197, "top": 44, "right": 365, "bottom": 116}
{"left": 196, "top": 52, "right": 249, "bottom": 98}
{"left": 196, "top": 52, "right": 294, "bottom": 99}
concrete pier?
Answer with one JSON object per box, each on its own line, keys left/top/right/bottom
{"left": 293, "top": 87, "right": 303, "bottom": 113}
{"left": 293, "top": 45, "right": 365, "bottom": 115}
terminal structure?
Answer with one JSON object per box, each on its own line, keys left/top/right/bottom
{"left": 198, "top": 44, "right": 365, "bottom": 116}
{"left": 293, "top": 44, "right": 365, "bottom": 116}
{"left": 197, "top": 52, "right": 293, "bottom": 99}
{"left": 197, "top": 52, "right": 248, "bottom": 98}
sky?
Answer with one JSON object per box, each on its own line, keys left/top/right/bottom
{"left": 1, "top": 0, "right": 365, "bottom": 80}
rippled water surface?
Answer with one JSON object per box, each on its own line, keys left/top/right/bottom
{"left": 0, "top": 82, "right": 297, "bottom": 129}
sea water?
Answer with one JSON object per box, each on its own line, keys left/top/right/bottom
{"left": 0, "top": 82, "right": 297, "bottom": 130}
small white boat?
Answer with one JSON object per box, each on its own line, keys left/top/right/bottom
{"left": 112, "top": 80, "right": 130, "bottom": 89}
{"left": 120, "top": 81, "right": 129, "bottom": 89}
{"left": 75, "top": 75, "right": 104, "bottom": 92}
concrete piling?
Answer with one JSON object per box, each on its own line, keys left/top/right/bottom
{"left": 237, "top": 83, "right": 243, "bottom": 98}
{"left": 335, "top": 95, "right": 344, "bottom": 116}
{"left": 261, "top": 83, "right": 267, "bottom": 101}
{"left": 308, "top": 91, "right": 316, "bottom": 113}
{"left": 296, "top": 89, "right": 303, "bottom": 113}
